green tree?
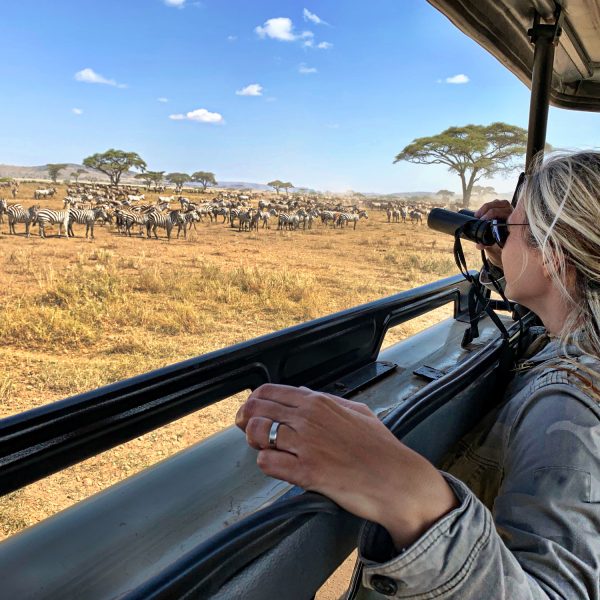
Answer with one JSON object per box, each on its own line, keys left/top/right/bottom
{"left": 267, "top": 180, "right": 285, "bottom": 195}
{"left": 281, "top": 181, "right": 294, "bottom": 195}
{"left": 192, "top": 171, "right": 217, "bottom": 191}
{"left": 83, "top": 149, "right": 147, "bottom": 186}
{"left": 47, "top": 163, "right": 68, "bottom": 183}
{"left": 394, "top": 123, "right": 527, "bottom": 207}
{"left": 135, "top": 171, "right": 165, "bottom": 190}
{"left": 166, "top": 172, "right": 191, "bottom": 193}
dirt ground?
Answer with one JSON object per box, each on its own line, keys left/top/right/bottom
{"left": 0, "top": 182, "right": 479, "bottom": 597}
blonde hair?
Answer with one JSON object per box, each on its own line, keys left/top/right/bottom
{"left": 518, "top": 151, "right": 600, "bottom": 387}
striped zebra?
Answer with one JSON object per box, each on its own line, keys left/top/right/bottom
{"left": 146, "top": 209, "right": 177, "bottom": 240}
{"left": 336, "top": 210, "right": 369, "bottom": 230}
{"left": 409, "top": 210, "right": 423, "bottom": 225}
{"left": 211, "top": 206, "right": 229, "bottom": 224}
{"left": 115, "top": 209, "right": 148, "bottom": 236}
{"left": 0, "top": 198, "right": 7, "bottom": 224}
{"left": 67, "top": 207, "right": 109, "bottom": 239}
{"left": 277, "top": 213, "right": 300, "bottom": 230}
{"left": 176, "top": 210, "right": 200, "bottom": 239}
{"left": 8, "top": 204, "right": 38, "bottom": 236}
{"left": 236, "top": 209, "right": 255, "bottom": 232}
{"left": 320, "top": 210, "right": 338, "bottom": 227}
{"left": 36, "top": 208, "right": 70, "bottom": 238}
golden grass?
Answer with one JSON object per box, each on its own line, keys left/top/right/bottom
{"left": 0, "top": 182, "right": 480, "bottom": 542}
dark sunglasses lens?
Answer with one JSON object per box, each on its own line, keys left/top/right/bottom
{"left": 492, "top": 221, "right": 508, "bottom": 247}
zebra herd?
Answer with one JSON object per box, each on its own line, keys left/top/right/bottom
{"left": 0, "top": 195, "right": 371, "bottom": 241}
{"left": 386, "top": 206, "right": 424, "bottom": 224}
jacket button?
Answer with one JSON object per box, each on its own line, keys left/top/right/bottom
{"left": 370, "top": 575, "right": 398, "bottom": 596}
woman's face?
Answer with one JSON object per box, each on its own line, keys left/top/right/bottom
{"left": 501, "top": 200, "right": 549, "bottom": 307}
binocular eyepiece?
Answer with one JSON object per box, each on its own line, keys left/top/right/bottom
{"left": 427, "top": 208, "right": 502, "bottom": 246}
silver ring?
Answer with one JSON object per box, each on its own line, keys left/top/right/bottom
{"left": 268, "top": 421, "right": 281, "bottom": 449}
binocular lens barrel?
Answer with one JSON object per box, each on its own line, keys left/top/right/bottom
{"left": 427, "top": 208, "right": 497, "bottom": 246}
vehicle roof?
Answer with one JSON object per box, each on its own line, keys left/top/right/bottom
{"left": 428, "top": 0, "right": 600, "bottom": 112}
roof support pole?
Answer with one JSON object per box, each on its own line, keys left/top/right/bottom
{"left": 525, "top": 10, "right": 562, "bottom": 171}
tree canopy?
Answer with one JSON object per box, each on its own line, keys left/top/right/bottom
{"left": 267, "top": 180, "right": 285, "bottom": 194}
{"left": 83, "top": 149, "right": 147, "bottom": 186}
{"left": 192, "top": 171, "right": 217, "bottom": 191}
{"left": 166, "top": 172, "right": 191, "bottom": 193}
{"left": 135, "top": 171, "right": 165, "bottom": 190}
{"left": 394, "top": 123, "right": 527, "bottom": 207}
{"left": 47, "top": 163, "right": 68, "bottom": 183}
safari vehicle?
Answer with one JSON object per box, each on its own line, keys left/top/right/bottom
{"left": 0, "top": 0, "right": 598, "bottom": 598}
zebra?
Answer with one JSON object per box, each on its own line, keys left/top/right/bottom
{"left": 8, "top": 204, "right": 38, "bottom": 236}
{"left": 176, "top": 210, "right": 201, "bottom": 239}
{"left": 36, "top": 208, "right": 70, "bottom": 238}
{"left": 278, "top": 213, "right": 300, "bottom": 230}
{"left": 409, "top": 210, "right": 423, "bottom": 225}
{"left": 67, "top": 207, "right": 109, "bottom": 239}
{"left": 237, "top": 209, "right": 255, "bottom": 232}
{"left": 0, "top": 198, "right": 7, "bottom": 224}
{"left": 115, "top": 209, "right": 148, "bottom": 236}
{"left": 146, "top": 209, "right": 177, "bottom": 240}
{"left": 212, "top": 206, "right": 229, "bottom": 224}
{"left": 320, "top": 210, "right": 338, "bottom": 227}
{"left": 336, "top": 210, "right": 369, "bottom": 230}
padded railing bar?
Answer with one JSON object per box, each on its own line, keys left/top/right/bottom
{"left": 123, "top": 314, "right": 533, "bottom": 599}
{"left": 0, "top": 273, "right": 473, "bottom": 496}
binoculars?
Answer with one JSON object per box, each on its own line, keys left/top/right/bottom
{"left": 427, "top": 208, "right": 506, "bottom": 246}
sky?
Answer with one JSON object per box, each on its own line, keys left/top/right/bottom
{"left": 1, "top": 0, "right": 599, "bottom": 194}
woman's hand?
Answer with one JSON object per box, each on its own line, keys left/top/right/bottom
{"left": 236, "top": 384, "right": 459, "bottom": 550}
{"left": 474, "top": 199, "right": 514, "bottom": 268}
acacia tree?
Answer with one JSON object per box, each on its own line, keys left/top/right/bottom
{"left": 394, "top": 123, "right": 527, "bottom": 207}
{"left": 83, "top": 149, "right": 147, "bottom": 186}
{"left": 192, "top": 171, "right": 217, "bottom": 191}
{"left": 436, "top": 189, "right": 455, "bottom": 204}
{"left": 47, "top": 163, "right": 68, "bottom": 183}
{"left": 267, "top": 180, "right": 285, "bottom": 195}
{"left": 166, "top": 172, "right": 191, "bottom": 193}
{"left": 281, "top": 181, "right": 294, "bottom": 195}
{"left": 136, "top": 171, "right": 165, "bottom": 190}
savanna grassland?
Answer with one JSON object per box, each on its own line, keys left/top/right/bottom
{"left": 0, "top": 182, "right": 478, "bottom": 593}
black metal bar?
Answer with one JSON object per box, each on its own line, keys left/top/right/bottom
{"left": 525, "top": 8, "right": 562, "bottom": 173}
{"left": 0, "top": 274, "right": 474, "bottom": 496}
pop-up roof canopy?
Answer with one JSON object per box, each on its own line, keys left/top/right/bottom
{"left": 428, "top": 0, "right": 600, "bottom": 112}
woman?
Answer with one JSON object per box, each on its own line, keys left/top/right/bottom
{"left": 236, "top": 151, "right": 600, "bottom": 598}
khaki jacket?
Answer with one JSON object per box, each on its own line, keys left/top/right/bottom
{"left": 358, "top": 332, "right": 600, "bottom": 599}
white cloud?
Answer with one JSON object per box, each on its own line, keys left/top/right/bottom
{"left": 74, "top": 68, "right": 126, "bottom": 88}
{"left": 157, "top": 97, "right": 169, "bottom": 103}
{"left": 299, "top": 63, "right": 317, "bottom": 74}
{"left": 255, "top": 17, "right": 296, "bottom": 41}
{"left": 317, "top": 41, "right": 332, "bottom": 49}
{"left": 227, "top": 35, "right": 237, "bottom": 41}
{"left": 445, "top": 74, "right": 470, "bottom": 84}
{"left": 169, "top": 108, "right": 224, "bottom": 124}
{"left": 164, "top": 0, "right": 185, "bottom": 7}
{"left": 71, "top": 108, "right": 83, "bottom": 115}
{"left": 236, "top": 83, "right": 263, "bottom": 96}
{"left": 303, "top": 8, "right": 328, "bottom": 25}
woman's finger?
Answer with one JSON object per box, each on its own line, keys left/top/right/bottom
{"left": 315, "top": 390, "right": 375, "bottom": 418}
{"left": 245, "top": 416, "right": 297, "bottom": 453}
{"left": 257, "top": 448, "right": 302, "bottom": 485}
{"left": 247, "top": 383, "right": 309, "bottom": 407}
{"left": 235, "top": 396, "right": 295, "bottom": 430}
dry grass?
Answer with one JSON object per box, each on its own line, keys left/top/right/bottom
{"left": 0, "top": 183, "right": 479, "bottom": 554}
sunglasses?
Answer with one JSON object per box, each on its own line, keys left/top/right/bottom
{"left": 490, "top": 220, "right": 529, "bottom": 248}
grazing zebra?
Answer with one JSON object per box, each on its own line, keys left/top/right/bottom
{"left": 67, "top": 207, "right": 109, "bottom": 239}
{"left": 409, "top": 210, "right": 423, "bottom": 225}
{"left": 8, "top": 204, "right": 38, "bottom": 236}
{"left": 115, "top": 209, "right": 148, "bottom": 236}
{"left": 211, "top": 206, "right": 229, "bottom": 224}
{"left": 0, "top": 198, "right": 7, "bottom": 224}
{"left": 336, "top": 210, "right": 369, "bottom": 230}
{"left": 36, "top": 208, "right": 70, "bottom": 238}
{"left": 146, "top": 209, "right": 176, "bottom": 240}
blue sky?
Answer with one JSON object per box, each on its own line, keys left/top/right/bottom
{"left": 1, "top": 1, "right": 599, "bottom": 193}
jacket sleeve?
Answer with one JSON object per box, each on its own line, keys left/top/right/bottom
{"left": 357, "top": 385, "right": 600, "bottom": 599}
